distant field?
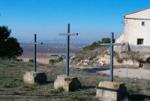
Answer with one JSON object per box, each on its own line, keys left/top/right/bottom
{"left": 0, "top": 60, "right": 150, "bottom": 101}
{"left": 21, "top": 43, "right": 84, "bottom": 56}
{"left": 20, "top": 43, "right": 84, "bottom": 64}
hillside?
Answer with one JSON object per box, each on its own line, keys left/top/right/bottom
{"left": 71, "top": 41, "right": 150, "bottom": 69}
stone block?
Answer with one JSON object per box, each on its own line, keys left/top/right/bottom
{"left": 96, "top": 81, "right": 127, "bottom": 101}
{"left": 143, "top": 63, "right": 150, "bottom": 70}
{"left": 54, "top": 75, "right": 81, "bottom": 92}
{"left": 23, "top": 71, "right": 47, "bottom": 84}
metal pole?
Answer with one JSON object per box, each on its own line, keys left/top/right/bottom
{"left": 33, "top": 34, "right": 37, "bottom": 72}
{"left": 110, "top": 32, "right": 114, "bottom": 81}
{"left": 66, "top": 23, "right": 70, "bottom": 76}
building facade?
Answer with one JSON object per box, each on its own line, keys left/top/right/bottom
{"left": 117, "top": 8, "right": 150, "bottom": 45}
{"left": 116, "top": 9, "right": 150, "bottom": 52}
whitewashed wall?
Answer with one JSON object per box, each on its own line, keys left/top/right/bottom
{"left": 116, "top": 9, "right": 150, "bottom": 46}
{"left": 124, "top": 18, "right": 150, "bottom": 46}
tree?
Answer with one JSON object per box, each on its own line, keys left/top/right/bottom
{"left": 101, "top": 37, "right": 115, "bottom": 43}
{"left": 101, "top": 37, "right": 110, "bottom": 43}
{"left": 0, "top": 26, "right": 23, "bottom": 59}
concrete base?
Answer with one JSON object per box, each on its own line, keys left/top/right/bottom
{"left": 96, "top": 81, "right": 127, "bottom": 101}
{"left": 54, "top": 75, "right": 81, "bottom": 92}
{"left": 23, "top": 71, "right": 47, "bottom": 84}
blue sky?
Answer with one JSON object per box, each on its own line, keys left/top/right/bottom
{"left": 0, "top": 0, "right": 150, "bottom": 43}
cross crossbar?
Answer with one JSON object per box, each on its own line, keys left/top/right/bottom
{"left": 100, "top": 43, "right": 122, "bottom": 46}
{"left": 59, "top": 33, "right": 78, "bottom": 36}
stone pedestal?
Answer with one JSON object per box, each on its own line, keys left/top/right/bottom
{"left": 143, "top": 63, "right": 150, "bottom": 69}
{"left": 96, "top": 81, "right": 127, "bottom": 101}
{"left": 54, "top": 75, "right": 81, "bottom": 92}
{"left": 23, "top": 71, "right": 47, "bottom": 84}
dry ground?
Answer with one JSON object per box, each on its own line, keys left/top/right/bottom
{"left": 0, "top": 60, "right": 150, "bottom": 101}
{"left": 99, "top": 68, "right": 150, "bottom": 80}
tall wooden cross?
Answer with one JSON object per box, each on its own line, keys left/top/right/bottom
{"left": 33, "top": 34, "right": 45, "bottom": 72}
{"left": 60, "top": 23, "right": 78, "bottom": 76}
{"left": 33, "top": 34, "right": 37, "bottom": 72}
{"left": 100, "top": 32, "right": 122, "bottom": 81}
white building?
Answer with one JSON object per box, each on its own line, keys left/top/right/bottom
{"left": 116, "top": 8, "right": 150, "bottom": 52}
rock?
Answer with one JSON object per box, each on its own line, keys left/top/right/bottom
{"left": 83, "top": 59, "right": 89, "bottom": 66}
{"left": 122, "top": 59, "right": 139, "bottom": 67}
{"left": 96, "top": 81, "right": 127, "bottom": 101}
{"left": 73, "top": 47, "right": 147, "bottom": 68}
{"left": 143, "top": 63, "right": 150, "bottom": 70}
{"left": 96, "top": 54, "right": 122, "bottom": 66}
{"left": 100, "top": 54, "right": 110, "bottom": 66}
{"left": 23, "top": 71, "right": 47, "bottom": 84}
{"left": 54, "top": 75, "right": 81, "bottom": 92}
{"left": 76, "top": 59, "right": 90, "bottom": 66}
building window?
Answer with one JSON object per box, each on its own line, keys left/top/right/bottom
{"left": 141, "top": 21, "right": 145, "bottom": 26}
{"left": 137, "top": 38, "right": 144, "bottom": 45}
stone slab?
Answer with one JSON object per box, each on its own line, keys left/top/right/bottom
{"left": 23, "top": 71, "right": 47, "bottom": 84}
{"left": 96, "top": 81, "right": 127, "bottom": 101}
{"left": 143, "top": 63, "right": 150, "bottom": 70}
{"left": 54, "top": 75, "right": 81, "bottom": 92}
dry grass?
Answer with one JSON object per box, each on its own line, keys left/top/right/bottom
{"left": 0, "top": 59, "right": 150, "bottom": 101}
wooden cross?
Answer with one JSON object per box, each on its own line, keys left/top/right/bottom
{"left": 33, "top": 34, "right": 43, "bottom": 72}
{"left": 100, "top": 32, "right": 122, "bottom": 81}
{"left": 33, "top": 34, "right": 37, "bottom": 72}
{"left": 60, "top": 23, "right": 78, "bottom": 76}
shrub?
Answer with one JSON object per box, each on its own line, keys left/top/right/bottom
{"left": 49, "top": 56, "right": 63, "bottom": 64}
{"left": 3, "top": 79, "right": 22, "bottom": 88}
{"left": 83, "top": 42, "right": 100, "bottom": 50}
{"left": 29, "top": 59, "right": 33, "bottom": 63}
{"left": 49, "top": 59, "right": 57, "bottom": 65}
{"left": 82, "top": 37, "right": 115, "bottom": 51}
{"left": 58, "top": 57, "right": 63, "bottom": 62}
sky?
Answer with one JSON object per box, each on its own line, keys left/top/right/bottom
{"left": 0, "top": 0, "right": 150, "bottom": 44}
